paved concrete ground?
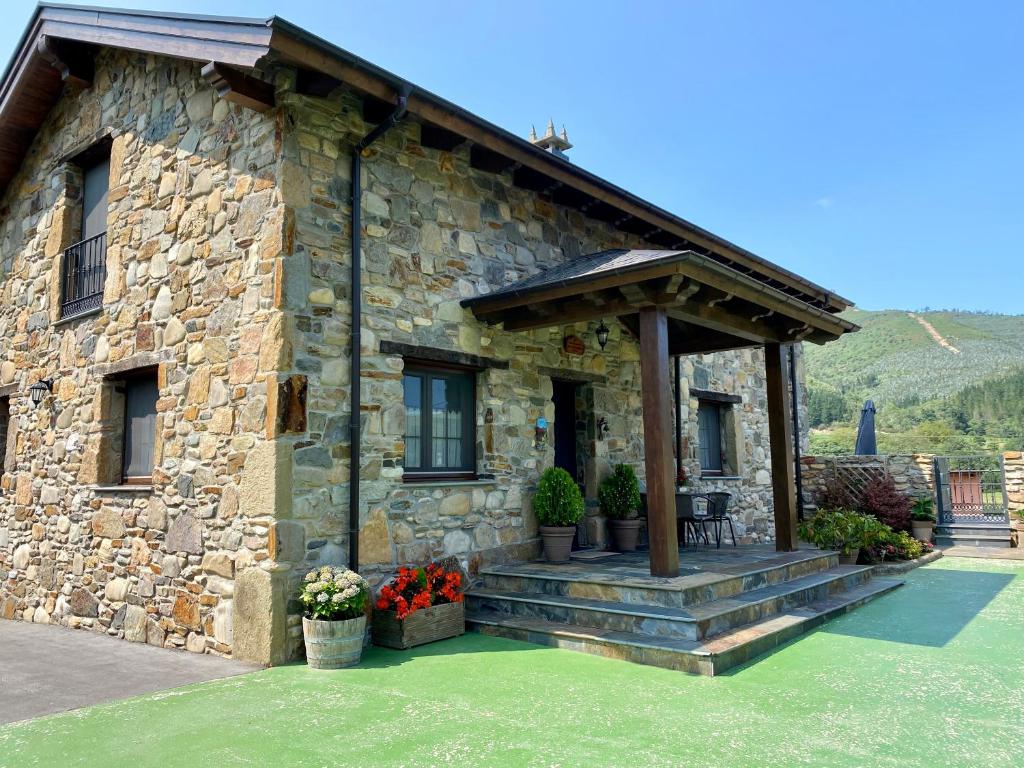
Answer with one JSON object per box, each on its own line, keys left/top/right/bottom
{"left": 0, "top": 620, "right": 260, "bottom": 725}
{"left": 942, "top": 545, "right": 1024, "bottom": 560}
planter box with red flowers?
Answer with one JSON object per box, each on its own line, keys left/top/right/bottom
{"left": 372, "top": 561, "right": 466, "bottom": 650}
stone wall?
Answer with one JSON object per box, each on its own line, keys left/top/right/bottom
{"left": 0, "top": 51, "right": 290, "bottom": 661}
{"left": 1003, "top": 452, "right": 1024, "bottom": 517}
{"left": 800, "top": 454, "right": 935, "bottom": 513}
{"left": 275, "top": 85, "right": 806, "bottom": 597}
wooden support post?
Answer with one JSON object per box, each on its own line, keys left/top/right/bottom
{"left": 765, "top": 342, "right": 798, "bottom": 551}
{"left": 639, "top": 307, "right": 679, "bottom": 577}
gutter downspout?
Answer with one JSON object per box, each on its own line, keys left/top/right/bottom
{"left": 788, "top": 344, "right": 805, "bottom": 520}
{"left": 348, "top": 91, "right": 409, "bottom": 572}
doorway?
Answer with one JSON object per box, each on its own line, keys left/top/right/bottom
{"left": 552, "top": 379, "right": 581, "bottom": 485}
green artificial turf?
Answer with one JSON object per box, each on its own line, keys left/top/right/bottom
{"left": 3, "top": 557, "right": 1023, "bottom": 767}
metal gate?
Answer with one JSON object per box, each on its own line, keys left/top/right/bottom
{"left": 933, "top": 455, "right": 1009, "bottom": 525}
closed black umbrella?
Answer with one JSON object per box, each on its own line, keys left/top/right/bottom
{"left": 854, "top": 400, "right": 877, "bottom": 455}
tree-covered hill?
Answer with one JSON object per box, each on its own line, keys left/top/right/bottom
{"left": 803, "top": 309, "right": 1024, "bottom": 454}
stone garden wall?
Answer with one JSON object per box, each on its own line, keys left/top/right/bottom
{"left": 0, "top": 51, "right": 289, "bottom": 661}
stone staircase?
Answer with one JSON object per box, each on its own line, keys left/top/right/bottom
{"left": 934, "top": 523, "right": 1013, "bottom": 548}
{"left": 465, "top": 550, "right": 902, "bottom": 676}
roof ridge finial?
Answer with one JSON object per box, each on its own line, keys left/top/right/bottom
{"left": 545, "top": 118, "right": 556, "bottom": 138}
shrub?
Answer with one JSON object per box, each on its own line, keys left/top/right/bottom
{"left": 910, "top": 496, "right": 936, "bottom": 522}
{"left": 815, "top": 476, "right": 860, "bottom": 511}
{"left": 533, "top": 467, "right": 585, "bottom": 527}
{"left": 870, "top": 529, "right": 935, "bottom": 562}
{"left": 598, "top": 464, "right": 642, "bottom": 520}
{"left": 299, "top": 566, "right": 369, "bottom": 621}
{"left": 861, "top": 475, "right": 913, "bottom": 531}
{"left": 798, "top": 508, "right": 886, "bottom": 557}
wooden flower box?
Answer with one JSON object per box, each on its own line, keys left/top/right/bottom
{"left": 371, "top": 601, "right": 465, "bottom": 650}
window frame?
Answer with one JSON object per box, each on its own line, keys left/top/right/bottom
{"left": 697, "top": 399, "right": 725, "bottom": 476}
{"left": 60, "top": 137, "right": 111, "bottom": 320}
{"left": 402, "top": 361, "right": 477, "bottom": 482}
{"left": 118, "top": 369, "right": 159, "bottom": 486}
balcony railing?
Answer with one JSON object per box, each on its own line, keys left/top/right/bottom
{"left": 60, "top": 232, "right": 107, "bottom": 319}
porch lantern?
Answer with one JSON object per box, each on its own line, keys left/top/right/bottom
{"left": 29, "top": 378, "right": 53, "bottom": 408}
{"left": 595, "top": 321, "right": 610, "bottom": 350}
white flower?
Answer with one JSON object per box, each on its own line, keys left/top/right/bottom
{"left": 317, "top": 593, "right": 329, "bottom": 603}
{"left": 304, "top": 570, "right": 318, "bottom": 583}
{"left": 330, "top": 593, "right": 343, "bottom": 604}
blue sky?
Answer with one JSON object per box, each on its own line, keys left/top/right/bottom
{"left": 7, "top": 1, "right": 1022, "bottom": 312}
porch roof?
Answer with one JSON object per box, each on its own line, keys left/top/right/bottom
{"left": 461, "top": 249, "right": 859, "bottom": 355}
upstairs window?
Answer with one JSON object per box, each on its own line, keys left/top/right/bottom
{"left": 121, "top": 373, "right": 159, "bottom": 484}
{"left": 403, "top": 364, "right": 476, "bottom": 479}
{"left": 61, "top": 141, "right": 110, "bottom": 319}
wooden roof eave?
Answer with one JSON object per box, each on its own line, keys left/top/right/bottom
{"left": 264, "top": 17, "right": 850, "bottom": 314}
{"left": 463, "top": 252, "right": 857, "bottom": 345}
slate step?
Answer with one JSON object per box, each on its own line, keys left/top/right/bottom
{"left": 478, "top": 551, "right": 839, "bottom": 610}
{"left": 934, "top": 524, "right": 1012, "bottom": 538}
{"left": 467, "top": 565, "right": 874, "bottom": 640}
{"left": 468, "top": 578, "right": 904, "bottom": 676}
{"left": 935, "top": 534, "right": 1011, "bottom": 548}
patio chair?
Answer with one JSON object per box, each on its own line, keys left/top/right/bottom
{"left": 675, "top": 493, "right": 710, "bottom": 548}
{"left": 704, "top": 491, "right": 736, "bottom": 548}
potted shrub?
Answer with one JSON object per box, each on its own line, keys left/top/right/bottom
{"left": 910, "top": 496, "right": 936, "bottom": 542}
{"left": 533, "top": 466, "right": 584, "bottom": 563}
{"left": 372, "top": 560, "right": 465, "bottom": 649}
{"left": 798, "top": 508, "right": 881, "bottom": 565}
{"left": 599, "top": 464, "right": 643, "bottom": 551}
{"left": 299, "top": 566, "right": 370, "bottom": 669}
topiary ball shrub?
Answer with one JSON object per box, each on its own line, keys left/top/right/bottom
{"left": 861, "top": 475, "right": 913, "bottom": 532}
{"left": 533, "top": 467, "right": 585, "bottom": 527}
{"left": 598, "top": 464, "right": 642, "bottom": 520}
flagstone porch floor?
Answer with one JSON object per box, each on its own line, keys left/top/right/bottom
{"left": 466, "top": 544, "right": 902, "bottom": 674}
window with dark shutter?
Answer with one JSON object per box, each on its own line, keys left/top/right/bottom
{"left": 61, "top": 141, "right": 110, "bottom": 319}
{"left": 122, "top": 375, "right": 159, "bottom": 483}
{"left": 402, "top": 364, "right": 476, "bottom": 479}
{"left": 697, "top": 400, "right": 724, "bottom": 475}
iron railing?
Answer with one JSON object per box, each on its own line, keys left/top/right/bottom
{"left": 60, "top": 232, "right": 106, "bottom": 319}
{"left": 933, "top": 454, "right": 1009, "bottom": 525}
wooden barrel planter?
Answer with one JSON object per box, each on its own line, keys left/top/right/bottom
{"left": 302, "top": 615, "right": 366, "bottom": 669}
{"left": 372, "top": 601, "right": 465, "bottom": 650}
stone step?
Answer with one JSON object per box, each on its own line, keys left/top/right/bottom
{"left": 477, "top": 551, "right": 839, "bottom": 611}
{"left": 934, "top": 524, "right": 1012, "bottom": 538}
{"left": 935, "top": 534, "right": 1011, "bottom": 548}
{"left": 467, "top": 578, "right": 904, "bottom": 676}
{"left": 467, "top": 565, "right": 874, "bottom": 641}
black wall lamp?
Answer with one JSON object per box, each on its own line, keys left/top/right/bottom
{"left": 595, "top": 321, "right": 610, "bottom": 350}
{"left": 29, "top": 378, "right": 54, "bottom": 408}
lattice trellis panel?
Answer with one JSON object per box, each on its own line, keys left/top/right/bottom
{"left": 832, "top": 462, "right": 887, "bottom": 506}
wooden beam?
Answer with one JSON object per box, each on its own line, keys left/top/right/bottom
{"left": 639, "top": 307, "right": 679, "bottom": 577}
{"left": 37, "top": 36, "right": 93, "bottom": 88}
{"left": 201, "top": 62, "right": 274, "bottom": 112}
{"left": 765, "top": 343, "right": 798, "bottom": 551}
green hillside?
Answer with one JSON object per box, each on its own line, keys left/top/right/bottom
{"left": 803, "top": 309, "right": 1024, "bottom": 454}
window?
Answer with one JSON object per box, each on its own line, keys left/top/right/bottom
{"left": 697, "top": 401, "right": 724, "bottom": 475}
{"left": 121, "top": 373, "right": 159, "bottom": 484}
{"left": 61, "top": 142, "right": 110, "bottom": 319}
{"left": 0, "top": 396, "right": 9, "bottom": 470}
{"left": 403, "top": 365, "right": 475, "bottom": 478}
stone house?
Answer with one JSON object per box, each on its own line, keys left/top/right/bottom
{"left": 0, "top": 6, "right": 856, "bottom": 664}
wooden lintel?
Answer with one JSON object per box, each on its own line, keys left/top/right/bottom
{"left": 201, "top": 62, "right": 275, "bottom": 112}
{"left": 37, "top": 35, "right": 93, "bottom": 88}
{"left": 499, "top": 298, "right": 634, "bottom": 332}
{"left": 666, "top": 300, "right": 774, "bottom": 344}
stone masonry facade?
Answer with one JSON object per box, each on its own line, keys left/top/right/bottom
{"left": 1, "top": 49, "right": 808, "bottom": 663}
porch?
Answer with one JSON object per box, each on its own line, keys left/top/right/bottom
{"left": 462, "top": 248, "right": 860, "bottom": 578}
{"left": 465, "top": 544, "right": 902, "bottom": 675}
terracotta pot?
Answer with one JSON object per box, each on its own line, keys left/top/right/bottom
{"left": 539, "top": 525, "right": 576, "bottom": 563}
{"left": 838, "top": 552, "right": 859, "bottom": 566}
{"left": 608, "top": 518, "right": 642, "bottom": 552}
{"left": 911, "top": 521, "right": 934, "bottom": 542}
{"left": 302, "top": 615, "right": 366, "bottom": 669}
